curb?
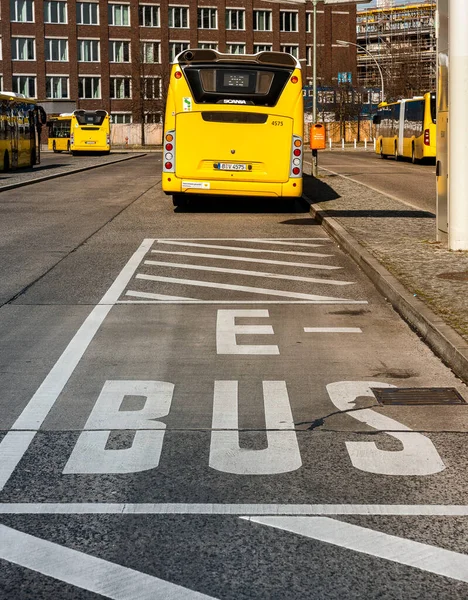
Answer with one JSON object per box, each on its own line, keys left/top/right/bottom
{"left": 0, "top": 153, "right": 147, "bottom": 194}
{"left": 309, "top": 201, "right": 468, "bottom": 385}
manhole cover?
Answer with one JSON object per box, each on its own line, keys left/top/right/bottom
{"left": 371, "top": 387, "right": 466, "bottom": 406}
{"left": 437, "top": 271, "right": 468, "bottom": 281}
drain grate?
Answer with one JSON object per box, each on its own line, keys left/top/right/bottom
{"left": 371, "top": 387, "right": 466, "bottom": 406}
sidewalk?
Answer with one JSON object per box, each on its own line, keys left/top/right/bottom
{"left": 302, "top": 165, "right": 468, "bottom": 385}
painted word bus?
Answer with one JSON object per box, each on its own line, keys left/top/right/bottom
{"left": 0, "top": 92, "right": 46, "bottom": 171}
{"left": 162, "top": 49, "right": 304, "bottom": 207}
{"left": 48, "top": 110, "right": 111, "bottom": 155}
{"left": 373, "top": 92, "right": 436, "bottom": 163}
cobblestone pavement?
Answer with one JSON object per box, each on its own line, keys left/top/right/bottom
{"left": 303, "top": 169, "right": 468, "bottom": 346}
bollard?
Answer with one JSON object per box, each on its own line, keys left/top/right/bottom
{"left": 354, "top": 139, "right": 357, "bottom": 149}
{"left": 364, "top": 139, "right": 368, "bottom": 151}
{"left": 374, "top": 139, "right": 377, "bottom": 151}
{"left": 342, "top": 138, "right": 345, "bottom": 150}
{"left": 329, "top": 138, "right": 332, "bottom": 150}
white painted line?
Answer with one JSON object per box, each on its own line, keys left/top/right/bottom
{"left": 244, "top": 516, "right": 468, "bottom": 584}
{"left": 0, "top": 524, "right": 217, "bottom": 600}
{"left": 304, "top": 327, "right": 362, "bottom": 333}
{"left": 3, "top": 503, "right": 468, "bottom": 516}
{"left": 126, "top": 290, "right": 199, "bottom": 301}
{"left": 156, "top": 240, "right": 332, "bottom": 258}
{"left": 144, "top": 260, "right": 353, "bottom": 286}
{"left": 151, "top": 249, "right": 341, "bottom": 270}
{"left": 117, "top": 300, "right": 368, "bottom": 305}
{"left": 136, "top": 273, "right": 358, "bottom": 302}
{"left": 155, "top": 238, "right": 330, "bottom": 241}
{"left": 230, "top": 238, "right": 332, "bottom": 247}
{"left": 0, "top": 239, "right": 155, "bottom": 492}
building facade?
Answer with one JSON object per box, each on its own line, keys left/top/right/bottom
{"left": 1, "top": 0, "right": 357, "bottom": 123}
{"left": 357, "top": 1, "right": 436, "bottom": 100}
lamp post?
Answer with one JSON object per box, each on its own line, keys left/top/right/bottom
{"left": 336, "top": 39, "right": 385, "bottom": 103}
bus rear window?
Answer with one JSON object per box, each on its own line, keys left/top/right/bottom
{"left": 75, "top": 110, "right": 106, "bottom": 126}
{"left": 184, "top": 66, "right": 292, "bottom": 106}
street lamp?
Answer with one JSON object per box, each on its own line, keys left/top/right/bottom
{"left": 336, "top": 39, "right": 385, "bottom": 103}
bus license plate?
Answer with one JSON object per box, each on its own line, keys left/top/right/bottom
{"left": 217, "top": 163, "right": 247, "bottom": 171}
{"left": 85, "top": 141, "right": 96, "bottom": 144}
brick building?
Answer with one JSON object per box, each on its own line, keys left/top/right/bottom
{"left": 1, "top": 0, "right": 357, "bottom": 124}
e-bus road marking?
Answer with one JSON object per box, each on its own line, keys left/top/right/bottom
{"left": 156, "top": 240, "right": 332, "bottom": 257}
{"left": 304, "top": 327, "right": 363, "bottom": 333}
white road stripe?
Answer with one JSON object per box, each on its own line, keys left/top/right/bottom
{"left": 157, "top": 240, "right": 332, "bottom": 257}
{"left": 244, "top": 516, "right": 468, "bottom": 584}
{"left": 155, "top": 238, "right": 330, "bottom": 241}
{"left": 0, "top": 239, "right": 155, "bottom": 492}
{"left": 118, "top": 300, "right": 368, "bottom": 305}
{"left": 0, "top": 524, "right": 216, "bottom": 600}
{"left": 151, "top": 250, "right": 341, "bottom": 270}
{"left": 126, "top": 290, "right": 199, "bottom": 301}
{"left": 136, "top": 274, "right": 356, "bottom": 302}
{"left": 2, "top": 503, "right": 468, "bottom": 516}
{"left": 144, "top": 260, "right": 353, "bottom": 286}
{"left": 304, "top": 327, "right": 363, "bottom": 333}
{"left": 230, "top": 239, "right": 332, "bottom": 247}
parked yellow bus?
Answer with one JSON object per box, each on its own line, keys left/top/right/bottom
{"left": 373, "top": 92, "right": 436, "bottom": 163}
{"left": 0, "top": 92, "right": 45, "bottom": 171}
{"left": 162, "top": 49, "right": 304, "bottom": 207}
{"left": 48, "top": 110, "right": 110, "bottom": 155}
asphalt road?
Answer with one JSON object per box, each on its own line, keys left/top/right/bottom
{"left": 315, "top": 150, "right": 436, "bottom": 214}
{"left": 1, "top": 154, "right": 468, "bottom": 599}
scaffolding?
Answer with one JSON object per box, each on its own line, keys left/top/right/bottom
{"left": 357, "top": 1, "right": 436, "bottom": 100}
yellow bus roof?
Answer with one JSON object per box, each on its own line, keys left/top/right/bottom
{"left": 174, "top": 48, "right": 301, "bottom": 70}
{"left": 0, "top": 91, "right": 37, "bottom": 104}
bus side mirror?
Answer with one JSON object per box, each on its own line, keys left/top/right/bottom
{"left": 373, "top": 115, "right": 381, "bottom": 125}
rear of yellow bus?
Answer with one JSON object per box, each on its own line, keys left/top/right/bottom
{"left": 48, "top": 116, "right": 72, "bottom": 152}
{"left": 162, "top": 49, "right": 304, "bottom": 206}
{"left": 70, "top": 110, "right": 110, "bottom": 154}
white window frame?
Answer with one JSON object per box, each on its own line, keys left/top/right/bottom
{"left": 46, "top": 75, "right": 69, "bottom": 99}
{"left": 108, "top": 3, "right": 130, "bottom": 26}
{"left": 12, "top": 75, "right": 36, "bottom": 97}
{"left": 198, "top": 42, "right": 218, "bottom": 50}
{"left": 139, "top": 4, "right": 160, "bottom": 27}
{"left": 253, "top": 44, "right": 272, "bottom": 53}
{"left": 110, "top": 76, "right": 132, "bottom": 99}
{"left": 109, "top": 40, "right": 130, "bottom": 63}
{"left": 77, "top": 39, "right": 100, "bottom": 62}
{"left": 140, "top": 40, "right": 160, "bottom": 63}
{"left": 141, "top": 76, "right": 161, "bottom": 99}
{"left": 225, "top": 8, "right": 244, "bottom": 31}
{"left": 197, "top": 7, "right": 217, "bottom": 30}
{"left": 10, "top": 0, "right": 34, "bottom": 22}
{"left": 280, "top": 11, "right": 298, "bottom": 33}
{"left": 111, "top": 112, "right": 133, "bottom": 124}
{"left": 44, "top": 38, "right": 68, "bottom": 62}
{"left": 253, "top": 10, "right": 272, "bottom": 32}
{"left": 280, "top": 44, "right": 299, "bottom": 59}
{"left": 169, "top": 41, "right": 189, "bottom": 62}
{"left": 306, "top": 12, "right": 312, "bottom": 33}
{"left": 226, "top": 43, "right": 246, "bottom": 55}
{"left": 144, "top": 112, "right": 162, "bottom": 124}
{"left": 76, "top": 2, "right": 99, "bottom": 25}
{"left": 11, "top": 37, "right": 36, "bottom": 61}
{"left": 44, "top": 1, "right": 67, "bottom": 24}
{"left": 78, "top": 76, "right": 101, "bottom": 99}
{"left": 168, "top": 6, "right": 189, "bottom": 28}
{"left": 306, "top": 46, "right": 312, "bottom": 67}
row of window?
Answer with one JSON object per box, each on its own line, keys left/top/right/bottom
{"left": 8, "top": 75, "right": 162, "bottom": 100}
{"left": 10, "top": 0, "right": 312, "bottom": 32}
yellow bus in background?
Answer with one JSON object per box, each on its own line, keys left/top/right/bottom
{"left": 373, "top": 92, "right": 436, "bottom": 163}
{"left": 48, "top": 110, "right": 111, "bottom": 155}
{"left": 162, "top": 49, "right": 304, "bottom": 207}
{"left": 0, "top": 92, "right": 45, "bottom": 171}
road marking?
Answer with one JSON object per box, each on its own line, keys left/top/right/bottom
{"left": 151, "top": 250, "right": 342, "bottom": 270}
{"left": 2, "top": 504, "right": 468, "bottom": 515}
{"left": 144, "top": 260, "right": 353, "bottom": 286}
{"left": 230, "top": 238, "right": 332, "bottom": 247}
{"left": 119, "top": 300, "right": 368, "bottom": 305}
{"left": 304, "top": 327, "right": 362, "bottom": 333}
{"left": 327, "top": 381, "right": 445, "bottom": 475}
{"left": 0, "top": 239, "right": 155, "bottom": 492}
{"left": 154, "top": 238, "right": 331, "bottom": 241}
{"left": 244, "top": 516, "right": 468, "bottom": 584}
{"left": 156, "top": 240, "right": 332, "bottom": 257}
{"left": 136, "top": 274, "right": 359, "bottom": 302}
{"left": 210, "top": 381, "right": 302, "bottom": 475}
{"left": 0, "top": 524, "right": 216, "bottom": 600}
{"left": 216, "top": 310, "right": 279, "bottom": 355}
{"left": 125, "top": 290, "right": 200, "bottom": 301}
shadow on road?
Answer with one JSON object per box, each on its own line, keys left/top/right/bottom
{"left": 321, "top": 209, "right": 435, "bottom": 219}
{"left": 175, "top": 194, "right": 310, "bottom": 214}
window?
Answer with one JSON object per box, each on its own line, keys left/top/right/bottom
{"left": 78, "top": 76, "right": 101, "bottom": 98}
{"left": 111, "top": 113, "right": 132, "bottom": 124}
{"left": 169, "top": 41, "right": 189, "bottom": 61}
{"left": 141, "top": 41, "right": 160, "bottom": 63}
{"left": 227, "top": 43, "right": 245, "bottom": 55}
{"left": 45, "top": 38, "right": 68, "bottom": 61}
{"left": 168, "top": 6, "right": 189, "bottom": 28}
{"left": 109, "top": 40, "right": 130, "bottom": 62}
{"left": 225, "top": 9, "right": 244, "bottom": 30}
{"left": 139, "top": 4, "right": 159, "bottom": 27}
{"left": 253, "top": 10, "right": 271, "bottom": 31}
{"left": 141, "top": 77, "right": 160, "bottom": 99}
{"left": 11, "top": 38, "right": 35, "bottom": 61}
{"left": 46, "top": 76, "right": 69, "bottom": 98}
{"left": 10, "top": 0, "right": 34, "bottom": 22}
{"left": 12, "top": 75, "right": 36, "bottom": 97}
{"left": 198, "top": 8, "right": 217, "bottom": 29}
{"left": 44, "top": 1, "right": 67, "bottom": 23}
{"left": 199, "top": 42, "right": 218, "bottom": 50}
{"left": 0, "top": 76, "right": 3, "bottom": 91}
{"left": 108, "top": 4, "right": 130, "bottom": 25}
{"left": 281, "top": 45, "right": 299, "bottom": 58}
{"left": 76, "top": 2, "right": 99, "bottom": 25}
{"left": 280, "top": 11, "right": 298, "bottom": 32}
{"left": 253, "top": 44, "right": 272, "bottom": 53}
{"left": 306, "top": 46, "right": 312, "bottom": 66}
{"left": 110, "top": 77, "right": 131, "bottom": 98}
{"left": 306, "top": 12, "right": 312, "bottom": 33}
{"left": 78, "top": 40, "right": 100, "bottom": 62}
{"left": 144, "top": 113, "right": 161, "bottom": 124}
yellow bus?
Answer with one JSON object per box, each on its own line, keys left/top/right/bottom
{"left": 48, "top": 110, "right": 111, "bottom": 155}
{"left": 0, "top": 92, "right": 45, "bottom": 171}
{"left": 162, "top": 49, "right": 304, "bottom": 207}
{"left": 373, "top": 92, "right": 436, "bottom": 163}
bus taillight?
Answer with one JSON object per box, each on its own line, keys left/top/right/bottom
{"left": 163, "top": 130, "right": 176, "bottom": 173}
{"left": 290, "top": 135, "right": 303, "bottom": 178}
{"left": 424, "top": 129, "right": 430, "bottom": 146}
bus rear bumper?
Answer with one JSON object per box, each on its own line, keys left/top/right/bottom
{"left": 162, "top": 174, "right": 302, "bottom": 198}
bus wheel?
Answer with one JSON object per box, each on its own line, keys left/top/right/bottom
{"left": 172, "top": 194, "right": 187, "bottom": 208}
{"left": 67, "top": 142, "right": 70, "bottom": 153}
{"left": 380, "top": 144, "right": 386, "bottom": 159}
{"left": 411, "top": 146, "right": 418, "bottom": 164}
{"left": 394, "top": 145, "right": 399, "bottom": 161}
{"left": 52, "top": 141, "right": 58, "bottom": 153}
{"left": 30, "top": 148, "right": 36, "bottom": 167}
{"left": 3, "top": 151, "right": 9, "bottom": 172}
